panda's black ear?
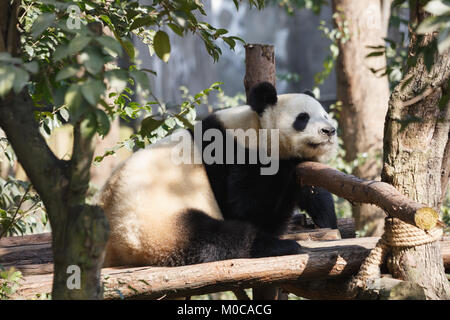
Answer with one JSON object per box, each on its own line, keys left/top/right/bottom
{"left": 248, "top": 82, "right": 277, "bottom": 115}
{"left": 303, "top": 90, "right": 316, "bottom": 99}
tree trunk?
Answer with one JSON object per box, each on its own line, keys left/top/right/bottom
{"left": 381, "top": 5, "right": 450, "bottom": 300}
{"left": 332, "top": 0, "right": 391, "bottom": 235}
{"left": 0, "top": 1, "right": 109, "bottom": 299}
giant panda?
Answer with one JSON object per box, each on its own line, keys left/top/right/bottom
{"left": 99, "top": 82, "right": 338, "bottom": 267}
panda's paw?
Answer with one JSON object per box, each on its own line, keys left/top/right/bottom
{"left": 250, "top": 237, "right": 301, "bottom": 258}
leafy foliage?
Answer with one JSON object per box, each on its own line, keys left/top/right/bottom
{"left": 417, "top": 0, "right": 450, "bottom": 53}
{"left": 0, "top": 138, "right": 47, "bottom": 237}
{"left": 93, "top": 82, "right": 224, "bottom": 163}
{"left": 0, "top": 176, "right": 47, "bottom": 238}
{"left": 441, "top": 189, "right": 450, "bottom": 234}
{"left": 314, "top": 11, "right": 350, "bottom": 93}
{"left": 368, "top": 0, "right": 450, "bottom": 90}
{"left": 0, "top": 267, "right": 22, "bottom": 300}
{"left": 0, "top": 0, "right": 265, "bottom": 143}
{"left": 274, "top": 0, "right": 329, "bottom": 15}
{"left": 1, "top": 0, "right": 264, "bottom": 238}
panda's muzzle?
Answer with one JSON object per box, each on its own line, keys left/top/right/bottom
{"left": 319, "top": 126, "right": 336, "bottom": 137}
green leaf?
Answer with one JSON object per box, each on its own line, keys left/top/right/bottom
{"left": 0, "top": 65, "right": 15, "bottom": 97}
{"left": 11, "top": 67, "right": 29, "bottom": 93}
{"left": 174, "top": 114, "right": 194, "bottom": 130}
{"left": 130, "top": 16, "right": 155, "bottom": 30}
{"left": 123, "top": 139, "right": 135, "bottom": 150}
{"left": 105, "top": 70, "right": 129, "bottom": 94}
{"left": 130, "top": 70, "right": 151, "bottom": 96}
{"left": 153, "top": 30, "right": 171, "bottom": 63}
{"left": 67, "top": 35, "right": 92, "bottom": 56}
{"left": 424, "top": 0, "right": 450, "bottom": 15}
{"left": 64, "top": 84, "right": 84, "bottom": 120}
{"left": 96, "top": 36, "right": 123, "bottom": 57}
{"left": 438, "top": 26, "right": 450, "bottom": 53}
{"left": 59, "top": 108, "right": 70, "bottom": 122}
{"left": 94, "top": 109, "right": 110, "bottom": 136}
{"left": 23, "top": 62, "right": 39, "bottom": 74}
{"left": 53, "top": 44, "right": 69, "bottom": 62}
{"left": 100, "top": 15, "right": 113, "bottom": 27}
{"left": 167, "top": 23, "right": 184, "bottom": 37}
{"left": 215, "top": 28, "right": 228, "bottom": 37}
{"left": 81, "top": 79, "right": 106, "bottom": 106}
{"left": 417, "top": 16, "right": 443, "bottom": 34}
{"left": 120, "top": 39, "right": 135, "bottom": 61}
{"left": 79, "top": 47, "right": 105, "bottom": 75}
{"left": 222, "top": 37, "right": 236, "bottom": 50}
{"left": 140, "top": 116, "right": 164, "bottom": 136}
{"left": 55, "top": 66, "right": 78, "bottom": 81}
{"left": 31, "top": 12, "right": 55, "bottom": 39}
{"left": 80, "top": 112, "right": 98, "bottom": 139}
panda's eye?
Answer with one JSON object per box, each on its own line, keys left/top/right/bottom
{"left": 293, "top": 112, "right": 310, "bottom": 131}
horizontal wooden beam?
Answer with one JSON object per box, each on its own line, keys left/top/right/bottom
{"left": 0, "top": 218, "right": 355, "bottom": 276}
{"left": 10, "top": 237, "right": 450, "bottom": 300}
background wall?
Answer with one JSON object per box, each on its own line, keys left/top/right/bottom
{"left": 134, "top": 1, "right": 337, "bottom": 116}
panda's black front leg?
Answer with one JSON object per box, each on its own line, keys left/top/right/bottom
{"left": 297, "top": 185, "right": 337, "bottom": 229}
{"left": 250, "top": 233, "right": 302, "bottom": 258}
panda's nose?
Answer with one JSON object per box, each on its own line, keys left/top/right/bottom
{"left": 320, "top": 127, "right": 336, "bottom": 137}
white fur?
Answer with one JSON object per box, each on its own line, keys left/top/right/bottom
{"left": 100, "top": 130, "right": 222, "bottom": 267}
{"left": 260, "top": 94, "right": 337, "bottom": 162}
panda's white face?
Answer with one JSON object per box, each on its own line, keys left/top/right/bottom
{"left": 259, "top": 93, "right": 337, "bottom": 162}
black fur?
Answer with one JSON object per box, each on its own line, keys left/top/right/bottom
{"left": 303, "top": 89, "right": 316, "bottom": 99}
{"left": 297, "top": 186, "right": 337, "bottom": 228}
{"left": 248, "top": 82, "right": 278, "bottom": 115}
{"left": 179, "top": 208, "right": 301, "bottom": 265}
{"left": 293, "top": 112, "right": 310, "bottom": 131}
{"left": 186, "top": 113, "right": 336, "bottom": 262}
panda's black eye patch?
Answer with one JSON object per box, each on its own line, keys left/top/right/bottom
{"left": 293, "top": 112, "right": 310, "bottom": 131}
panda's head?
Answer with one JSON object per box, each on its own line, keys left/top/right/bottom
{"left": 248, "top": 82, "right": 337, "bottom": 162}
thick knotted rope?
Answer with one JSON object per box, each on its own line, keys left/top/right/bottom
{"left": 349, "top": 217, "right": 443, "bottom": 292}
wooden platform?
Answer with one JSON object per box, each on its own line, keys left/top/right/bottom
{"left": 1, "top": 217, "right": 449, "bottom": 300}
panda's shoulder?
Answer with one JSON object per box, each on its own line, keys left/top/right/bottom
{"left": 207, "top": 105, "right": 259, "bottom": 131}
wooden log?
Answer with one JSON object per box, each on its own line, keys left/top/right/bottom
{"left": 281, "top": 228, "right": 342, "bottom": 241}
{"left": 296, "top": 162, "right": 440, "bottom": 231}
{"left": 0, "top": 224, "right": 348, "bottom": 276}
{"left": 12, "top": 237, "right": 376, "bottom": 300}
{"left": 2, "top": 234, "right": 449, "bottom": 277}
{"left": 288, "top": 215, "right": 356, "bottom": 239}
{"left": 8, "top": 237, "right": 450, "bottom": 300}
{"left": 283, "top": 275, "right": 427, "bottom": 300}
{"left": 0, "top": 232, "right": 51, "bottom": 247}
{"left": 0, "top": 242, "right": 52, "bottom": 267}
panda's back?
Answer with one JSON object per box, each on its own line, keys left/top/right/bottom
{"left": 100, "top": 129, "right": 222, "bottom": 267}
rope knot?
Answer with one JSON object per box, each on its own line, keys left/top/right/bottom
{"left": 349, "top": 217, "right": 443, "bottom": 295}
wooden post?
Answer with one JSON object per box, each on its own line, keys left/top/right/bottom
{"left": 244, "top": 44, "right": 276, "bottom": 100}
{"left": 244, "top": 43, "right": 285, "bottom": 300}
